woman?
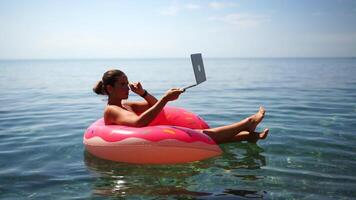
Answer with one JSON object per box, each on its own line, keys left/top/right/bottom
{"left": 93, "top": 69, "right": 269, "bottom": 144}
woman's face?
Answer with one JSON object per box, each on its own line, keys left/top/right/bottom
{"left": 109, "top": 74, "right": 129, "bottom": 99}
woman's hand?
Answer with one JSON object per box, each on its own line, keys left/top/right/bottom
{"left": 129, "top": 82, "right": 145, "bottom": 96}
{"left": 162, "top": 88, "right": 184, "bottom": 102}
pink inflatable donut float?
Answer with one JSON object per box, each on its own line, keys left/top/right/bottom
{"left": 84, "top": 106, "right": 222, "bottom": 164}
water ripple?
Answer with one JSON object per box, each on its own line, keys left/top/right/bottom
{"left": 1, "top": 58, "right": 356, "bottom": 199}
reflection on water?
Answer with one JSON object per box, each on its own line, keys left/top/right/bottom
{"left": 84, "top": 142, "right": 267, "bottom": 199}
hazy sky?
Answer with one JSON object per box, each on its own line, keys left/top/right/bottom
{"left": 1, "top": 0, "right": 356, "bottom": 59}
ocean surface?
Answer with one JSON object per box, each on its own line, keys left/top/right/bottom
{"left": 0, "top": 58, "right": 355, "bottom": 199}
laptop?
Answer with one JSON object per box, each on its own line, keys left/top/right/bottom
{"left": 183, "top": 53, "right": 206, "bottom": 91}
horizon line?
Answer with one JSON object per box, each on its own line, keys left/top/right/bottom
{"left": 1, "top": 56, "right": 356, "bottom": 61}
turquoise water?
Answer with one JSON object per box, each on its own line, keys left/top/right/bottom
{"left": 0, "top": 58, "right": 355, "bottom": 199}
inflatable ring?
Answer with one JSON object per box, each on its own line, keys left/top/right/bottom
{"left": 83, "top": 106, "right": 222, "bottom": 164}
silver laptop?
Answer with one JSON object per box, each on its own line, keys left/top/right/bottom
{"left": 183, "top": 53, "right": 206, "bottom": 91}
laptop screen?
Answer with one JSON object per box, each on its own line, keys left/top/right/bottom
{"left": 191, "top": 53, "right": 206, "bottom": 84}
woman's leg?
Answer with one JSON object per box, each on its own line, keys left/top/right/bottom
{"left": 201, "top": 107, "right": 266, "bottom": 144}
{"left": 230, "top": 128, "right": 269, "bottom": 143}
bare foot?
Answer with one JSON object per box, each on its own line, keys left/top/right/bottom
{"left": 259, "top": 128, "right": 269, "bottom": 139}
{"left": 248, "top": 106, "right": 266, "bottom": 133}
{"left": 247, "top": 128, "right": 269, "bottom": 143}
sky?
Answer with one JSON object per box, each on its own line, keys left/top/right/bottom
{"left": 0, "top": 0, "right": 356, "bottom": 59}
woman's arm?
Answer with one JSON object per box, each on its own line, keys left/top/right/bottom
{"left": 124, "top": 91, "right": 158, "bottom": 114}
{"left": 126, "top": 82, "right": 158, "bottom": 113}
{"left": 140, "top": 90, "right": 158, "bottom": 107}
{"left": 105, "top": 88, "right": 183, "bottom": 127}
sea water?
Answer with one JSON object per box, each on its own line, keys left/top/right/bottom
{"left": 0, "top": 58, "right": 355, "bottom": 199}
